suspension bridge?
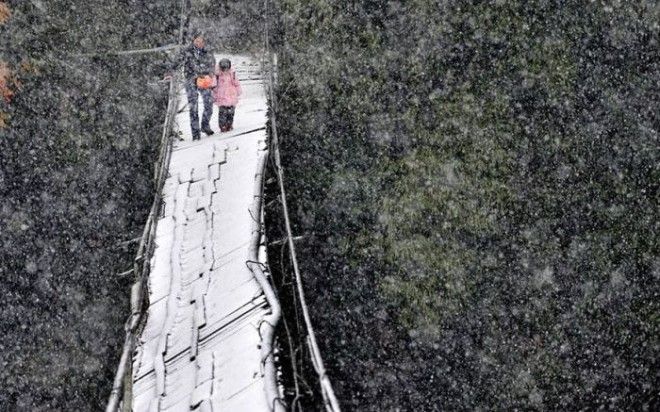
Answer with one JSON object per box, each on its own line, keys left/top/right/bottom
{"left": 123, "top": 55, "right": 278, "bottom": 411}
{"left": 106, "top": 47, "right": 339, "bottom": 410}
{"left": 103, "top": 1, "right": 341, "bottom": 409}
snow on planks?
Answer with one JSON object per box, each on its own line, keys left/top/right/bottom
{"left": 130, "top": 55, "right": 277, "bottom": 411}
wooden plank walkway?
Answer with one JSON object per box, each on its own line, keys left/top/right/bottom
{"left": 130, "top": 55, "right": 278, "bottom": 411}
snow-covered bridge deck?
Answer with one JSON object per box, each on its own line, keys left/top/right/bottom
{"left": 130, "top": 55, "right": 279, "bottom": 411}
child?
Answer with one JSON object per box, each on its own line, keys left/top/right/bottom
{"left": 212, "top": 58, "right": 242, "bottom": 132}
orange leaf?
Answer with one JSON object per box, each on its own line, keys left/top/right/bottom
{"left": 0, "top": 61, "right": 15, "bottom": 103}
{"left": 0, "top": 3, "right": 10, "bottom": 25}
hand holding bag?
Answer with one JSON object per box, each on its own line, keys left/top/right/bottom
{"left": 196, "top": 75, "right": 214, "bottom": 89}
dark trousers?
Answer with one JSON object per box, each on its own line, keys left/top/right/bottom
{"left": 185, "top": 82, "right": 213, "bottom": 139}
{"left": 218, "top": 106, "right": 236, "bottom": 131}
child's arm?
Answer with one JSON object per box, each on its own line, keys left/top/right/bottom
{"left": 233, "top": 72, "right": 242, "bottom": 96}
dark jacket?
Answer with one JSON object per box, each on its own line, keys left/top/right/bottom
{"left": 170, "top": 44, "right": 215, "bottom": 83}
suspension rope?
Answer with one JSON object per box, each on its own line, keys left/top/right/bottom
{"left": 73, "top": 43, "right": 181, "bottom": 58}
{"left": 262, "top": 1, "right": 341, "bottom": 409}
{"left": 105, "top": 2, "right": 189, "bottom": 411}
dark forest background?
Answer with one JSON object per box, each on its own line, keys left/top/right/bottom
{"left": 1, "top": 0, "right": 658, "bottom": 410}
{"left": 270, "top": 0, "right": 658, "bottom": 410}
{"left": 0, "top": 1, "right": 179, "bottom": 409}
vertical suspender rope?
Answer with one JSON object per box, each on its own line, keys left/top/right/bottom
{"left": 263, "top": 1, "right": 341, "bottom": 409}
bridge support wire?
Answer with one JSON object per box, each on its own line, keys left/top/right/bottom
{"left": 263, "top": 33, "right": 342, "bottom": 411}
{"left": 106, "top": 1, "right": 189, "bottom": 411}
{"left": 246, "top": 140, "right": 286, "bottom": 412}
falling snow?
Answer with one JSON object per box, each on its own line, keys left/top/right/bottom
{"left": 1, "top": 1, "right": 658, "bottom": 411}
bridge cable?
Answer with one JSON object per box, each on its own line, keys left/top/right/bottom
{"left": 262, "top": 1, "right": 341, "bottom": 410}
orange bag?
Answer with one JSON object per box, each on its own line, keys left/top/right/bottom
{"left": 196, "top": 75, "right": 214, "bottom": 89}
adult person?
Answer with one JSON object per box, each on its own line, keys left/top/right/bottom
{"left": 165, "top": 30, "right": 215, "bottom": 141}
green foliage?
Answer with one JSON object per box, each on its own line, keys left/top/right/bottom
{"left": 0, "top": 1, "right": 179, "bottom": 409}
{"left": 272, "top": 0, "right": 658, "bottom": 409}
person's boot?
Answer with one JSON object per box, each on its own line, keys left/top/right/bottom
{"left": 202, "top": 126, "right": 214, "bottom": 135}
{"left": 192, "top": 131, "right": 201, "bottom": 141}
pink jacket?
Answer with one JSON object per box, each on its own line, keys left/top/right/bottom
{"left": 212, "top": 69, "right": 242, "bottom": 107}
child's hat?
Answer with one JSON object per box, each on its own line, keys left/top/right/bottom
{"left": 219, "top": 58, "right": 231, "bottom": 70}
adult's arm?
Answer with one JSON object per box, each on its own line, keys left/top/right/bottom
{"left": 164, "top": 47, "right": 185, "bottom": 77}
{"left": 202, "top": 52, "right": 216, "bottom": 76}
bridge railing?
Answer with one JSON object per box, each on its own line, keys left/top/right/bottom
{"left": 262, "top": 36, "right": 342, "bottom": 412}
{"left": 106, "top": 2, "right": 190, "bottom": 411}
